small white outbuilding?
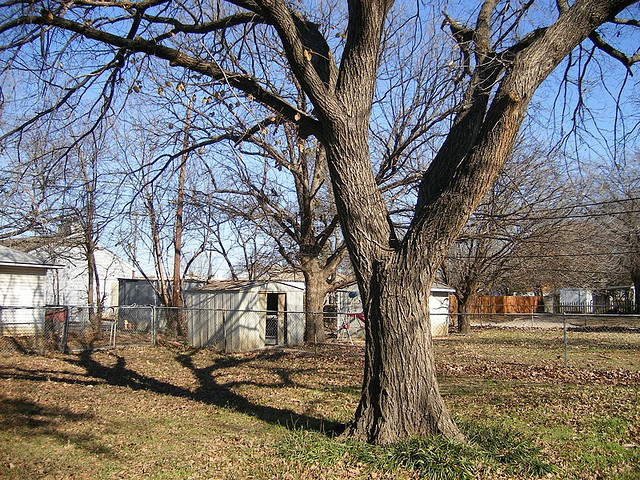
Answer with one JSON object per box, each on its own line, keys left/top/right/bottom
{"left": 0, "top": 245, "right": 60, "bottom": 334}
{"left": 336, "top": 281, "right": 455, "bottom": 338}
{"left": 185, "top": 279, "right": 306, "bottom": 351}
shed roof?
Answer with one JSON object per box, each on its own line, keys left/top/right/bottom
{"left": 431, "top": 282, "right": 456, "bottom": 293}
{"left": 193, "top": 279, "right": 305, "bottom": 293}
{"left": 0, "top": 245, "right": 62, "bottom": 269}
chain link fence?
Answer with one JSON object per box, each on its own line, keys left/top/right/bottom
{"left": 0, "top": 305, "right": 156, "bottom": 354}
{"left": 2, "top": 303, "right": 638, "bottom": 373}
{"left": 450, "top": 309, "right": 640, "bottom": 370}
{"left": 0, "top": 305, "right": 316, "bottom": 354}
{"left": 185, "top": 307, "right": 307, "bottom": 351}
{"left": 0, "top": 305, "right": 367, "bottom": 354}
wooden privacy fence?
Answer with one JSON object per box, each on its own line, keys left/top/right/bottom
{"left": 468, "top": 296, "right": 544, "bottom": 314}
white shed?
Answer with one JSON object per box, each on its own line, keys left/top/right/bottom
{"left": 185, "top": 279, "right": 306, "bottom": 351}
{"left": 0, "top": 245, "right": 60, "bottom": 334}
{"left": 336, "top": 282, "right": 455, "bottom": 338}
{"left": 559, "top": 288, "right": 594, "bottom": 313}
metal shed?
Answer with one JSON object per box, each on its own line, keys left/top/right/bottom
{"left": 117, "top": 277, "right": 207, "bottom": 331}
{"left": 185, "top": 280, "right": 305, "bottom": 351}
{"left": 336, "top": 281, "right": 455, "bottom": 338}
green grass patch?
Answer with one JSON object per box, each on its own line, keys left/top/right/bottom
{"left": 278, "top": 421, "right": 556, "bottom": 479}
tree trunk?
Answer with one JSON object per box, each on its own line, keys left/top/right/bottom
{"left": 457, "top": 292, "right": 478, "bottom": 335}
{"left": 87, "top": 246, "right": 100, "bottom": 332}
{"left": 143, "top": 184, "right": 171, "bottom": 324}
{"left": 349, "top": 261, "right": 462, "bottom": 444}
{"left": 322, "top": 110, "right": 463, "bottom": 442}
{"left": 458, "top": 301, "right": 472, "bottom": 335}
{"left": 302, "top": 259, "right": 329, "bottom": 343}
{"left": 171, "top": 101, "right": 191, "bottom": 338}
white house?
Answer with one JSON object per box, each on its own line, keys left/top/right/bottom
{"left": 185, "top": 279, "right": 306, "bottom": 351}
{"left": 556, "top": 286, "right": 636, "bottom": 313}
{"left": 336, "top": 282, "right": 455, "bottom": 338}
{"left": 0, "top": 245, "right": 61, "bottom": 334}
{"left": 33, "top": 245, "right": 134, "bottom": 307}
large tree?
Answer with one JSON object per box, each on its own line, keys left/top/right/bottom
{"left": 1, "top": 0, "right": 638, "bottom": 444}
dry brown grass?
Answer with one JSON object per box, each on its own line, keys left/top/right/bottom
{"left": 0, "top": 330, "right": 638, "bottom": 479}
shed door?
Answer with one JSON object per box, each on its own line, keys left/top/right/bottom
{"left": 265, "top": 293, "right": 286, "bottom": 345}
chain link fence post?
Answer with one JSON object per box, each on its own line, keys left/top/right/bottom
{"left": 152, "top": 306, "right": 157, "bottom": 345}
{"left": 223, "top": 308, "right": 227, "bottom": 352}
{"left": 563, "top": 311, "right": 568, "bottom": 368}
{"left": 314, "top": 316, "right": 318, "bottom": 355}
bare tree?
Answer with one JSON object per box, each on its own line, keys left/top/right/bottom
{"left": 194, "top": 126, "right": 347, "bottom": 341}
{"left": 0, "top": 131, "right": 66, "bottom": 240}
{"left": 1, "top": 121, "right": 123, "bottom": 331}
{"left": 589, "top": 157, "right": 640, "bottom": 311}
{"left": 1, "top": 0, "right": 638, "bottom": 445}
{"left": 440, "top": 137, "right": 572, "bottom": 333}
{"left": 114, "top": 121, "right": 211, "bottom": 334}
{"left": 63, "top": 130, "right": 115, "bottom": 330}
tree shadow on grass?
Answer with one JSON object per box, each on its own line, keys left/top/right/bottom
{"left": 65, "top": 350, "right": 345, "bottom": 437}
{"left": 0, "top": 395, "right": 113, "bottom": 457}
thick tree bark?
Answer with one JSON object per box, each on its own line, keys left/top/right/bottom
{"left": 457, "top": 292, "right": 479, "bottom": 335}
{"left": 333, "top": 0, "right": 635, "bottom": 444}
{"left": 301, "top": 259, "right": 329, "bottom": 342}
{"left": 349, "top": 258, "right": 463, "bottom": 443}
{"left": 320, "top": 112, "right": 465, "bottom": 441}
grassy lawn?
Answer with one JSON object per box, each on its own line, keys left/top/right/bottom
{"left": 0, "top": 329, "right": 638, "bottom": 479}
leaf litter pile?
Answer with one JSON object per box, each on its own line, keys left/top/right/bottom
{"left": 0, "top": 328, "right": 638, "bottom": 479}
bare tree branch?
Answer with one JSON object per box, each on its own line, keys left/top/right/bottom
{"left": 589, "top": 29, "right": 640, "bottom": 73}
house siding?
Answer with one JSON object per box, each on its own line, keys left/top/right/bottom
{"left": 38, "top": 247, "right": 133, "bottom": 307}
{"left": 0, "top": 267, "right": 46, "bottom": 334}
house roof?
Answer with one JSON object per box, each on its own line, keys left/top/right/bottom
{"left": 1, "top": 234, "right": 78, "bottom": 253}
{"left": 3, "top": 237, "right": 135, "bottom": 273}
{"left": 0, "top": 245, "right": 62, "bottom": 269}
